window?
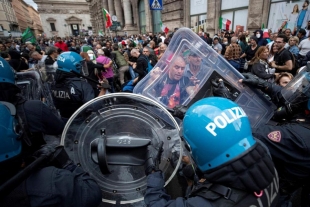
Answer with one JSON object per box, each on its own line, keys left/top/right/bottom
{"left": 139, "top": 0, "right": 146, "bottom": 34}
{"left": 50, "top": 23, "right": 56, "bottom": 31}
{"left": 152, "top": 10, "right": 162, "bottom": 33}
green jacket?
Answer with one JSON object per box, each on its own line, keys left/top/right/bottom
{"left": 112, "top": 50, "right": 128, "bottom": 67}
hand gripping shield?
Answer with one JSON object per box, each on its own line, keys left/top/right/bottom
{"left": 134, "top": 28, "right": 275, "bottom": 128}
{"left": 60, "top": 93, "right": 182, "bottom": 206}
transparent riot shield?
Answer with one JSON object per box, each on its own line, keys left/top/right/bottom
{"left": 60, "top": 93, "right": 182, "bottom": 206}
{"left": 16, "top": 69, "right": 59, "bottom": 117}
{"left": 16, "top": 71, "right": 43, "bottom": 101}
{"left": 133, "top": 28, "right": 275, "bottom": 128}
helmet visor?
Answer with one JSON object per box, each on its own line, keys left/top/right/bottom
{"left": 281, "top": 71, "right": 310, "bottom": 104}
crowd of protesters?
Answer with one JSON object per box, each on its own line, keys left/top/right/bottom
{"left": 1, "top": 25, "right": 309, "bottom": 92}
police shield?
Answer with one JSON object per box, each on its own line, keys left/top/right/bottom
{"left": 16, "top": 70, "right": 59, "bottom": 117}
{"left": 133, "top": 28, "right": 275, "bottom": 128}
{"left": 16, "top": 71, "right": 43, "bottom": 101}
{"left": 60, "top": 93, "right": 182, "bottom": 206}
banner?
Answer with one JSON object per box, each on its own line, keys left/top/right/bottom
{"left": 149, "top": 0, "right": 162, "bottom": 10}
{"left": 21, "top": 27, "right": 37, "bottom": 44}
{"left": 268, "top": 1, "right": 310, "bottom": 33}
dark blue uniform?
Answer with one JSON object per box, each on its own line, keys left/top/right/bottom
{"left": 0, "top": 99, "right": 102, "bottom": 207}
{"left": 51, "top": 77, "right": 95, "bottom": 119}
{"left": 252, "top": 84, "right": 310, "bottom": 206}
{"left": 145, "top": 143, "right": 279, "bottom": 207}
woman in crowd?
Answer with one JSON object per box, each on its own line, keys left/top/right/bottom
{"left": 275, "top": 72, "right": 294, "bottom": 87}
{"left": 96, "top": 49, "right": 115, "bottom": 93}
{"left": 241, "top": 36, "right": 259, "bottom": 61}
{"left": 239, "top": 35, "right": 248, "bottom": 52}
{"left": 267, "top": 43, "right": 277, "bottom": 63}
{"left": 80, "top": 52, "right": 105, "bottom": 96}
{"left": 288, "top": 36, "right": 300, "bottom": 58}
{"left": 250, "top": 46, "right": 275, "bottom": 81}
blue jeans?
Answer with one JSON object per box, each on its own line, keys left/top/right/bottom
{"left": 228, "top": 59, "right": 241, "bottom": 72}
{"left": 129, "top": 66, "right": 138, "bottom": 79}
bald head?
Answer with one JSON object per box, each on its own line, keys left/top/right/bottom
{"left": 231, "top": 37, "right": 238, "bottom": 43}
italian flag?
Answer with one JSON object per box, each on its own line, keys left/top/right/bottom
{"left": 102, "top": 9, "right": 112, "bottom": 28}
{"left": 160, "top": 22, "right": 169, "bottom": 34}
{"left": 219, "top": 17, "right": 231, "bottom": 31}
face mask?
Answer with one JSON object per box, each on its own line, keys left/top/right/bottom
{"left": 223, "top": 42, "right": 228, "bottom": 45}
{"left": 256, "top": 34, "right": 261, "bottom": 38}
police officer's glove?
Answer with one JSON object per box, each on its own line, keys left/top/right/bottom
{"left": 241, "top": 73, "right": 271, "bottom": 90}
{"left": 172, "top": 105, "right": 188, "bottom": 119}
{"left": 33, "top": 144, "right": 73, "bottom": 169}
{"left": 144, "top": 141, "right": 164, "bottom": 176}
{"left": 212, "top": 78, "right": 233, "bottom": 100}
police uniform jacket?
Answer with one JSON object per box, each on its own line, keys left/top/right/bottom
{"left": 52, "top": 77, "right": 95, "bottom": 118}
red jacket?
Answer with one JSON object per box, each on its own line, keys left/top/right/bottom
{"left": 54, "top": 41, "right": 68, "bottom": 52}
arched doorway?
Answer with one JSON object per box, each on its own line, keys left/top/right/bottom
{"left": 138, "top": 0, "right": 146, "bottom": 34}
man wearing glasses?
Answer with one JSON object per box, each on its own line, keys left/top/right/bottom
{"left": 270, "top": 34, "right": 293, "bottom": 73}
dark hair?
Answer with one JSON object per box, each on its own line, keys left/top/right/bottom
{"left": 239, "top": 35, "right": 247, "bottom": 44}
{"left": 277, "top": 34, "right": 288, "bottom": 43}
{"left": 46, "top": 46, "right": 58, "bottom": 56}
{"left": 306, "top": 0, "right": 310, "bottom": 5}
{"left": 113, "top": 44, "right": 119, "bottom": 51}
{"left": 103, "top": 48, "right": 111, "bottom": 58}
{"left": 0, "top": 52, "right": 9, "bottom": 59}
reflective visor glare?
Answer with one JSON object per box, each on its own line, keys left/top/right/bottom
{"left": 81, "top": 61, "right": 89, "bottom": 76}
{"left": 281, "top": 71, "right": 310, "bottom": 104}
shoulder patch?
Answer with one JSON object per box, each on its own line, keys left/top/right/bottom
{"left": 267, "top": 131, "right": 281, "bottom": 142}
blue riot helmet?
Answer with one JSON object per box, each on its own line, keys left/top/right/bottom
{"left": 57, "top": 51, "right": 89, "bottom": 76}
{"left": 0, "top": 101, "right": 22, "bottom": 162}
{"left": 182, "top": 97, "right": 256, "bottom": 172}
{"left": 0, "top": 57, "right": 15, "bottom": 85}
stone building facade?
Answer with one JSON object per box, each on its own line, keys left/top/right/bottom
{"left": 87, "top": 0, "right": 274, "bottom": 36}
{"left": 11, "top": 0, "right": 33, "bottom": 32}
{"left": 0, "top": 0, "right": 20, "bottom": 37}
{"left": 87, "top": 0, "right": 186, "bottom": 35}
{"left": 33, "top": 0, "right": 92, "bottom": 38}
{"left": 27, "top": 5, "right": 44, "bottom": 37}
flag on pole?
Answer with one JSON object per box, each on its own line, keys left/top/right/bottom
{"left": 102, "top": 9, "right": 112, "bottom": 28}
{"left": 261, "top": 23, "right": 265, "bottom": 29}
{"left": 98, "top": 30, "right": 104, "bottom": 36}
{"left": 21, "top": 27, "right": 37, "bottom": 44}
{"left": 160, "top": 22, "right": 169, "bottom": 34}
{"left": 219, "top": 17, "right": 231, "bottom": 31}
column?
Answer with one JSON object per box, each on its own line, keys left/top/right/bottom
{"left": 183, "top": 0, "right": 191, "bottom": 28}
{"left": 206, "top": 0, "right": 220, "bottom": 36}
{"left": 247, "top": 0, "right": 265, "bottom": 31}
{"left": 108, "top": 0, "right": 115, "bottom": 15}
{"left": 144, "top": 0, "right": 152, "bottom": 32}
{"left": 102, "top": 0, "right": 108, "bottom": 9}
{"left": 114, "top": 0, "right": 124, "bottom": 26}
{"left": 123, "top": 0, "right": 133, "bottom": 26}
{"left": 131, "top": 0, "right": 139, "bottom": 26}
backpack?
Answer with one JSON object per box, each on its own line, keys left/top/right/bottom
{"left": 142, "top": 56, "right": 153, "bottom": 73}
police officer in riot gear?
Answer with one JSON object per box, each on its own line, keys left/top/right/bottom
{"left": 0, "top": 57, "right": 102, "bottom": 206}
{"left": 144, "top": 97, "right": 279, "bottom": 206}
{"left": 51, "top": 51, "right": 96, "bottom": 119}
{"left": 239, "top": 71, "right": 310, "bottom": 207}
